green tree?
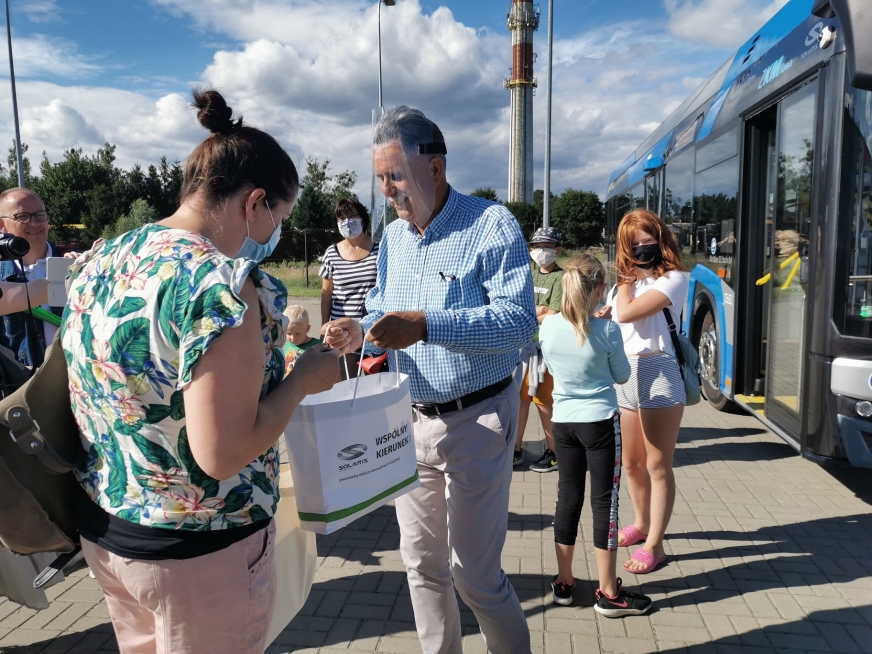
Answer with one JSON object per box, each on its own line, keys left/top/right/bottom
{"left": 0, "top": 142, "right": 35, "bottom": 190}
{"left": 533, "top": 189, "right": 555, "bottom": 219}
{"left": 101, "top": 198, "right": 160, "bottom": 240}
{"left": 292, "top": 184, "right": 331, "bottom": 231}
{"left": 504, "top": 201, "right": 539, "bottom": 241}
{"left": 551, "top": 189, "right": 604, "bottom": 249}
{"left": 141, "top": 157, "right": 183, "bottom": 218}
{"left": 471, "top": 187, "right": 500, "bottom": 203}
{"left": 290, "top": 157, "right": 358, "bottom": 231}
{"left": 31, "top": 144, "right": 127, "bottom": 244}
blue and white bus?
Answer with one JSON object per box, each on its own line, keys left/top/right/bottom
{"left": 604, "top": 0, "right": 872, "bottom": 468}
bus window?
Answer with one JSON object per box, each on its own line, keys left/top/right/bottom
{"left": 664, "top": 148, "right": 695, "bottom": 269}
{"left": 695, "top": 156, "right": 739, "bottom": 285}
{"left": 696, "top": 127, "right": 739, "bottom": 174}
{"left": 646, "top": 172, "right": 661, "bottom": 217}
{"left": 835, "top": 85, "right": 872, "bottom": 338}
{"left": 631, "top": 183, "right": 645, "bottom": 210}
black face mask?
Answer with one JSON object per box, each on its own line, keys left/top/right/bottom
{"left": 632, "top": 243, "right": 662, "bottom": 270}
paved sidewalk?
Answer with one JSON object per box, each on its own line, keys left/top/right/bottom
{"left": 1, "top": 403, "right": 870, "bottom": 653}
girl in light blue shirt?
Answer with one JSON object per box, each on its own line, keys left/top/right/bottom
{"left": 539, "top": 253, "right": 651, "bottom": 617}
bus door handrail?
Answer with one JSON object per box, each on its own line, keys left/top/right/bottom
{"left": 756, "top": 252, "right": 800, "bottom": 288}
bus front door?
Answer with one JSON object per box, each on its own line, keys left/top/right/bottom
{"left": 754, "top": 82, "right": 818, "bottom": 440}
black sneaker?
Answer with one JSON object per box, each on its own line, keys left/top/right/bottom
{"left": 594, "top": 578, "right": 653, "bottom": 618}
{"left": 530, "top": 449, "right": 558, "bottom": 473}
{"left": 551, "top": 576, "right": 575, "bottom": 606}
{"left": 513, "top": 449, "right": 525, "bottom": 467}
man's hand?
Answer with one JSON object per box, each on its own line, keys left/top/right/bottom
{"left": 63, "top": 251, "right": 80, "bottom": 260}
{"left": 321, "top": 318, "right": 363, "bottom": 355}
{"left": 367, "top": 312, "right": 427, "bottom": 350}
{"left": 595, "top": 305, "right": 612, "bottom": 319}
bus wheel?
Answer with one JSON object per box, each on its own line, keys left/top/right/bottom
{"left": 697, "top": 310, "right": 736, "bottom": 412}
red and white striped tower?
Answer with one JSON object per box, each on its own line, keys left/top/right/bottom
{"left": 505, "top": 0, "right": 539, "bottom": 204}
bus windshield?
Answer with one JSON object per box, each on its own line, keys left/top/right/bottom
{"left": 836, "top": 83, "right": 872, "bottom": 338}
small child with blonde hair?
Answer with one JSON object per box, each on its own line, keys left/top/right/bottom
{"left": 283, "top": 305, "right": 321, "bottom": 375}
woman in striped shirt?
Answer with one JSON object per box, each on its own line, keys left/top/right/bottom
{"left": 320, "top": 199, "right": 379, "bottom": 377}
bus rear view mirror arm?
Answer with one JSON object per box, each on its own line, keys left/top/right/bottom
{"left": 813, "top": 0, "right": 872, "bottom": 91}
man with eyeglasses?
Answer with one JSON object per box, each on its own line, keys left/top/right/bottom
{"left": 0, "top": 188, "right": 65, "bottom": 367}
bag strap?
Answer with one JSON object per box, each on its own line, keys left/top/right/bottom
{"left": 662, "top": 308, "right": 687, "bottom": 369}
{"left": 5, "top": 405, "right": 81, "bottom": 475}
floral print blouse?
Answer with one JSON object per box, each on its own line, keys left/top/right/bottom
{"left": 61, "top": 224, "right": 287, "bottom": 531}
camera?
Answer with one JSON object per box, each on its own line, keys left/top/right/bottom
{"left": 0, "top": 234, "right": 30, "bottom": 261}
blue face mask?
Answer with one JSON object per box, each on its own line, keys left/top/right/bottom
{"left": 236, "top": 198, "right": 281, "bottom": 263}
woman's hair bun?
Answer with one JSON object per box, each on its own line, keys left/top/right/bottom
{"left": 193, "top": 88, "right": 242, "bottom": 135}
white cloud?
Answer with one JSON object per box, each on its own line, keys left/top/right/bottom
{"left": 0, "top": 34, "right": 101, "bottom": 78}
{"left": 20, "top": 0, "right": 61, "bottom": 24}
{"left": 664, "top": 0, "right": 791, "bottom": 48}
{"left": 0, "top": 82, "right": 203, "bottom": 170}
{"left": 20, "top": 99, "right": 103, "bottom": 147}
{"left": 0, "top": 1, "right": 739, "bottom": 204}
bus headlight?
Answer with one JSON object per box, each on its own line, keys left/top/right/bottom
{"left": 856, "top": 401, "right": 872, "bottom": 418}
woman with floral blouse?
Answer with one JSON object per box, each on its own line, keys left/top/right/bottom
{"left": 61, "top": 89, "right": 341, "bottom": 653}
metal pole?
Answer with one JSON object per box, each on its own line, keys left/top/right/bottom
{"left": 542, "top": 0, "right": 554, "bottom": 228}
{"left": 378, "top": 0, "right": 383, "bottom": 111}
{"left": 5, "top": 0, "right": 24, "bottom": 188}
{"left": 304, "top": 230, "right": 309, "bottom": 287}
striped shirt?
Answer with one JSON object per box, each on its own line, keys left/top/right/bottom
{"left": 319, "top": 242, "right": 380, "bottom": 320}
{"left": 360, "top": 188, "right": 537, "bottom": 404}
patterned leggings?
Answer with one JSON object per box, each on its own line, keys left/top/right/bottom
{"left": 552, "top": 414, "right": 622, "bottom": 550}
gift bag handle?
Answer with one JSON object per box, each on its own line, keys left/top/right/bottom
{"left": 351, "top": 335, "right": 401, "bottom": 409}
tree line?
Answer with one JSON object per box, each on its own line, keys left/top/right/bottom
{"left": 471, "top": 187, "right": 604, "bottom": 249}
{"left": 0, "top": 143, "right": 183, "bottom": 247}
{"left": 0, "top": 142, "right": 603, "bottom": 251}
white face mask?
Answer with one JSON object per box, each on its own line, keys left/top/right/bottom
{"left": 530, "top": 248, "right": 557, "bottom": 267}
{"left": 338, "top": 217, "right": 363, "bottom": 239}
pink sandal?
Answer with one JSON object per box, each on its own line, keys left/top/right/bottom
{"left": 618, "top": 525, "right": 647, "bottom": 547}
{"left": 623, "top": 547, "right": 667, "bottom": 574}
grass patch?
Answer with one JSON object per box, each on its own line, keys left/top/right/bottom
{"left": 261, "top": 261, "right": 321, "bottom": 298}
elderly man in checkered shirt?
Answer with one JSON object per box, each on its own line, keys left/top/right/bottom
{"left": 324, "top": 106, "right": 536, "bottom": 654}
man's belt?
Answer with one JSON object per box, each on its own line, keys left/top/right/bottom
{"left": 412, "top": 376, "right": 513, "bottom": 418}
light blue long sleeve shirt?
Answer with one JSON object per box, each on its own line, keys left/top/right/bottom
{"left": 539, "top": 314, "right": 631, "bottom": 423}
{"left": 360, "top": 188, "right": 537, "bottom": 404}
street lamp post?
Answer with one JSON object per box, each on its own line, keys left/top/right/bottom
{"left": 378, "top": 0, "right": 396, "bottom": 111}
{"left": 4, "top": 0, "right": 24, "bottom": 188}
{"left": 543, "top": 0, "right": 554, "bottom": 228}
{"left": 373, "top": 0, "right": 395, "bottom": 239}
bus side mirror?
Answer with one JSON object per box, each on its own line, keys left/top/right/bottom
{"left": 813, "top": 0, "right": 872, "bottom": 91}
{"left": 644, "top": 156, "right": 664, "bottom": 172}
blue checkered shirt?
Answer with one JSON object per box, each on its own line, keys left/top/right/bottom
{"left": 360, "top": 188, "right": 537, "bottom": 404}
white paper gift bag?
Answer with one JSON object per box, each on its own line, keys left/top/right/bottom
{"left": 282, "top": 372, "right": 418, "bottom": 534}
{"left": 266, "top": 470, "right": 317, "bottom": 645}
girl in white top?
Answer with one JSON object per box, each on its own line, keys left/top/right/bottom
{"left": 603, "top": 209, "right": 688, "bottom": 575}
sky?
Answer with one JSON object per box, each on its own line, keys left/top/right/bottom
{"left": 0, "top": 0, "right": 792, "bottom": 203}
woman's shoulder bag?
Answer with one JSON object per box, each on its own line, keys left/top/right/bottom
{"left": 662, "top": 308, "right": 702, "bottom": 406}
{"left": 0, "top": 332, "right": 86, "bottom": 557}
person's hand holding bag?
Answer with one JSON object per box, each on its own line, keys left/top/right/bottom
{"left": 289, "top": 344, "right": 341, "bottom": 394}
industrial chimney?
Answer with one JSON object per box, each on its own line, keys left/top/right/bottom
{"left": 505, "top": 0, "right": 539, "bottom": 204}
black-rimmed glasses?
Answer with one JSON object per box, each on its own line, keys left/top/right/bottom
{"left": 1, "top": 211, "right": 49, "bottom": 224}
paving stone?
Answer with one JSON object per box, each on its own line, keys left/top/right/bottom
{"left": 376, "top": 635, "right": 425, "bottom": 653}
{"left": 601, "top": 636, "right": 659, "bottom": 653}
{"left": 341, "top": 604, "right": 393, "bottom": 621}
{"left": 2, "top": 399, "right": 871, "bottom": 654}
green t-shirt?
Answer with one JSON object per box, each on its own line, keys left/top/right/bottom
{"left": 532, "top": 264, "right": 564, "bottom": 312}
{"left": 283, "top": 337, "right": 321, "bottom": 358}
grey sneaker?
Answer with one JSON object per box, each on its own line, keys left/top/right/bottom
{"left": 530, "top": 449, "right": 558, "bottom": 473}
{"left": 513, "top": 449, "right": 525, "bottom": 467}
